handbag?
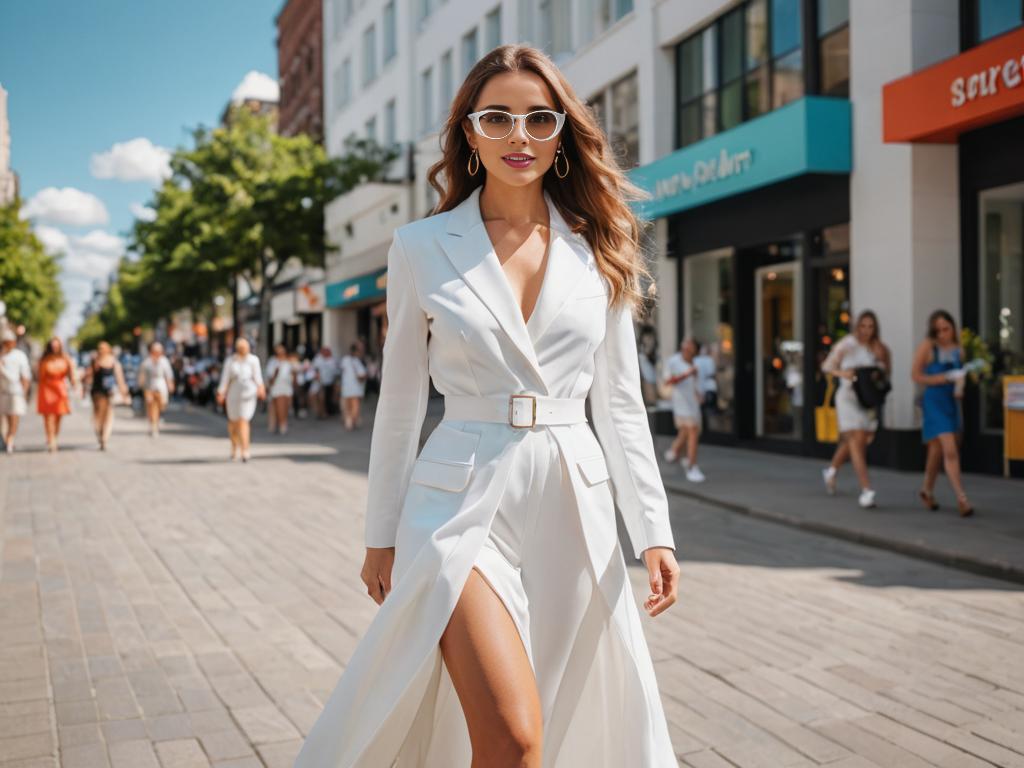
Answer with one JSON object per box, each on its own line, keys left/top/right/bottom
{"left": 815, "top": 375, "right": 839, "bottom": 443}
{"left": 852, "top": 366, "right": 891, "bottom": 409}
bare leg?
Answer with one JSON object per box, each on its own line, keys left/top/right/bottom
{"left": 238, "top": 419, "right": 251, "bottom": 460}
{"left": 937, "top": 433, "right": 971, "bottom": 512}
{"left": 102, "top": 400, "right": 115, "bottom": 444}
{"left": 668, "top": 428, "right": 686, "bottom": 461}
{"left": 848, "top": 430, "right": 872, "bottom": 490}
{"left": 275, "top": 396, "right": 289, "bottom": 433}
{"left": 686, "top": 426, "right": 699, "bottom": 467}
{"left": 227, "top": 420, "right": 239, "bottom": 459}
{"left": 829, "top": 438, "right": 851, "bottom": 472}
{"left": 440, "top": 568, "right": 542, "bottom": 768}
{"left": 922, "top": 439, "right": 942, "bottom": 494}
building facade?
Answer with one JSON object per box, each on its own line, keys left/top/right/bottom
{"left": 277, "top": 0, "right": 325, "bottom": 141}
{"left": 321, "top": 0, "right": 1023, "bottom": 475}
{"left": 0, "top": 84, "right": 19, "bottom": 206}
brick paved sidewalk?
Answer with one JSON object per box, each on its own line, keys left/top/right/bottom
{"left": 2, "top": 403, "right": 1023, "bottom": 767}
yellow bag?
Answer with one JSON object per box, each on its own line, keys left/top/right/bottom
{"left": 815, "top": 375, "right": 839, "bottom": 443}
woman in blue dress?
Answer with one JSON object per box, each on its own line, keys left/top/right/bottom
{"left": 911, "top": 310, "right": 974, "bottom": 516}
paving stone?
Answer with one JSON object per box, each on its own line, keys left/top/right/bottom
{"left": 59, "top": 743, "right": 110, "bottom": 768}
{"left": 108, "top": 740, "right": 160, "bottom": 768}
{"left": 154, "top": 739, "right": 210, "bottom": 768}
{"left": 198, "top": 730, "right": 255, "bottom": 762}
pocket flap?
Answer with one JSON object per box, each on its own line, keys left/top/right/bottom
{"left": 576, "top": 454, "right": 610, "bottom": 486}
{"left": 410, "top": 458, "right": 474, "bottom": 492}
{"left": 417, "top": 422, "right": 481, "bottom": 466}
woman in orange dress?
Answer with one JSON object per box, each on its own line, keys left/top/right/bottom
{"left": 37, "top": 337, "right": 79, "bottom": 452}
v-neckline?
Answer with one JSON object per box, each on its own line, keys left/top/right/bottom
{"left": 478, "top": 201, "right": 553, "bottom": 330}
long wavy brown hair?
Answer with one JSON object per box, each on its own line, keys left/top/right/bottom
{"left": 426, "top": 44, "right": 655, "bottom": 313}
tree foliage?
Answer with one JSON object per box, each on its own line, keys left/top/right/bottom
{"left": 0, "top": 199, "right": 64, "bottom": 339}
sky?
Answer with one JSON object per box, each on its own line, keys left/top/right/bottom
{"left": 0, "top": 0, "right": 284, "bottom": 339}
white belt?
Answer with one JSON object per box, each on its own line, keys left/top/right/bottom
{"left": 443, "top": 394, "right": 587, "bottom": 428}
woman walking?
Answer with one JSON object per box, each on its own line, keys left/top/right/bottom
{"left": 83, "top": 342, "right": 129, "bottom": 450}
{"left": 265, "top": 343, "right": 295, "bottom": 435}
{"left": 663, "top": 337, "right": 706, "bottom": 482}
{"left": 912, "top": 310, "right": 974, "bottom": 516}
{"left": 0, "top": 329, "right": 32, "bottom": 454}
{"left": 36, "top": 337, "right": 79, "bottom": 453}
{"left": 338, "top": 341, "right": 367, "bottom": 430}
{"left": 821, "top": 310, "right": 891, "bottom": 508}
{"left": 138, "top": 342, "right": 175, "bottom": 437}
{"left": 296, "top": 44, "right": 680, "bottom": 768}
{"left": 216, "top": 338, "right": 265, "bottom": 462}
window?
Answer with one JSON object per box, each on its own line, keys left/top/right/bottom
{"left": 676, "top": 27, "right": 716, "bottom": 147}
{"left": 771, "top": 0, "right": 803, "bottom": 107}
{"left": 581, "top": 0, "right": 635, "bottom": 44}
{"left": 969, "top": 0, "right": 1024, "bottom": 45}
{"left": 719, "top": 8, "right": 745, "bottom": 131}
{"left": 539, "top": 0, "right": 572, "bottom": 57}
{"left": 610, "top": 72, "right": 639, "bottom": 168}
{"left": 332, "top": 0, "right": 346, "bottom": 39}
{"left": 485, "top": 7, "right": 502, "bottom": 51}
{"left": 385, "top": 99, "right": 397, "bottom": 147}
{"left": 817, "top": 0, "right": 849, "bottom": 97}
{"left": 363, "top": 24, "right": 377, "bottom": 86}
{"left": 440, "top": 50, "right": 454, "bottom": 121}
{"left": 684, "top": 250, "right": 735, "bottom": 434}
{"left": 383, "top": 1, "right": 398, "bottom": 63}
{"left": 333, "top": 59, "right": 352, "bottom": 112}
{"left": 420, "top": 67, "right": 434, "bottom": 134}
{"left": 745, "top": 0, "right": 770, "bottom": 119}
{"left": 366, "top": 115, "right": 377, "bottom": 142}
{"left": 418, "top": 0, "right": 433, "bottom": 25}
{"left": 461, "top": 28, "right": 479, "bottom": 77}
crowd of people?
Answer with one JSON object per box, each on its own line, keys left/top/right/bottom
{"left": 652, "top": 308, "right": 978, "bottom": 516}
{"left": 0, "top": 330, "right": 378, "bottom": 458}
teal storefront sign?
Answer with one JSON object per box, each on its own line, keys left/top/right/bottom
{"left": 628, "top": 96, "right": 852, "bottom": 220}
{"left": 326, "top": 267, "right": 388, "bottom": 308}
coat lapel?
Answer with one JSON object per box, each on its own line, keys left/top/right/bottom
{"left": 437, "top": 185, "right": 593, "bottom": 395}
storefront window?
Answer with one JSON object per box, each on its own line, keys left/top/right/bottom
{"left": 971, "top": 0, "right": 1024, "bottom": 45}
{"left": 818, "top": 0, "right": 849, "bottom": 97}
{"left": 684, "top": 250, "right": 735, "bottom": 434}
{"left": 979, "top": 182, "right": 1024, "bottom": 432}
{"left": 756, "top": 242, "right": 803, "bottom": 440}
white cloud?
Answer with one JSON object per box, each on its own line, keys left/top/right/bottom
{"left": 34, "top": 224, "right": 71, "bottom": 255}
{"left": 130, "top": 201, "right": 157, "bottom": 222}
{"left": 36, "top": 225, "right": 125, "bottom": 281}
{"left": 21, "top": 187, "right": 109, "bottom": 227}
{"left": 74, "top": 230, "right": 124, "bottom": 258}
{"left": 232, "top": 70, "right": 279, "bottom": 104}
{"left": 90, "top": 137, "right": 172, "bottom": 185}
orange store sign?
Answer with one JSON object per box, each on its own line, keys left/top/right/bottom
{"left": 883, "top": 26, "right": 1024, "bottom": 143}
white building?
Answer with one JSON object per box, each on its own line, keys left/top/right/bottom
{"left": 322, "top": 0, "right": 1024, "bottom": 475}
{"left": 0, "top": 84, "right": 18, "bottom": 205}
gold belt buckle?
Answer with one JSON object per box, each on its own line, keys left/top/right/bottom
{"left": 508, "top": 394, "right": 537, "bottom": 428}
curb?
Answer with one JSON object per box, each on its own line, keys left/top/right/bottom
{"left": 662, "top": 478, "right": 1024, "bottom": 586}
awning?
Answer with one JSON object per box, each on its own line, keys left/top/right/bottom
{"left": 627, "top": 96, "right": 851, "bottom": 220}
{"left": 326, "top": 267, "right": 388, "bottom": 308}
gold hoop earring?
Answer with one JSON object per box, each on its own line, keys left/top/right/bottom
{"left": 467, "top": 148, "right": 480, "bottom": 176}
{"left": 554, "top": 146, "right": 570, "bottom": 179}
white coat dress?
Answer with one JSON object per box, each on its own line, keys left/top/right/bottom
{"left": 295, "top": 185, "right": 679, "bottom": 767}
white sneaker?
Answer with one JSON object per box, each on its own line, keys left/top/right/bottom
{"left": 663, "top": 448, "right": 678, "bottom": 462}
{"left": 858, "top": 489, "right": 877, "bottom": 509}
{"left": 822, "top": 467, "right": 837, "bottom": 496}
{"left": 686, "top": 466, "right": 706, "bottom": 483}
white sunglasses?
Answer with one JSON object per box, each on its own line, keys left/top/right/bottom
{"left": 466, "top": 109, "right": 567, "bottom": 141}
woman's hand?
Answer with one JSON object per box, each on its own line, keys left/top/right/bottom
{"left": 257, "top": 384, "right": 267, "bottom": 401}
{"left": 361, "top": 547, "right": 395, "bottom": 605}
{"left": 642, "top": 547, "right": 680, "bottom": 617}
{"left": 215, "top": 391, "right": 225, "bottom": 406}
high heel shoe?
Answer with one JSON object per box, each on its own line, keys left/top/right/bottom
{"left": 918, "top": 489, "right": 939, "bottom": 511}
{"left": 957, "top": 494, "right": 975, "bottom": 518}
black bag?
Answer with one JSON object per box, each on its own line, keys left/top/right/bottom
{"left": 853, "top": 366, "right": 891, "bottom": 409}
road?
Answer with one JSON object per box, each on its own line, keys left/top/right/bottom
{"left": 1, "top": 402, "right": 1023, "bottom": 767}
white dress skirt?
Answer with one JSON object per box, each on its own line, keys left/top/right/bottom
{"left": 219, "top": 353, "right": 264, "bottom": 421}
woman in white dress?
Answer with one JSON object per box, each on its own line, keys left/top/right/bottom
{"left": 215, "top": 337, "right": 265, "bottom": 462}
{"left": 821, "top": 310, "right": 891, "bottom": 508}
{"left": 295, "top": 44, "right": 680, "bottom": 768}
{"left": 265, "top": 343, "right": 295, "bottom": 435}
{"left": 0, "top": 329, "right": 32, "bottom": 454}
{"left": 137, "top": 341, "right": 175, "bottom": 437}
{"left": 662, "top": 337, "right": 706, "bottom": 483}
{"left": 338, "top": 341, "right": 368, "bottom": 430}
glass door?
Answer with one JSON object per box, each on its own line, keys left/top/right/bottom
{"left": 684, "top": 249, "right": 735, "bottom": 433}
{"left": 755, "top": 262, "right": 803, "bottom": 438}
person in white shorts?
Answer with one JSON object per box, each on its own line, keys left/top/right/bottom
{"left": 265, "top": 343, "right": 296, "bottom": 435}
{"left": 216, "top": 337, "right": 265, "bottom": 462}
{"left": 138, "top": 341, "right": 175, "bottom": 437}
{"left": 338, "top": 341, "right": 367, "bottom": 431}
{"left": 0, "top": 329, "right": 32, "bottom": 454}
{"left": 663, "top": 337, "right": 706, "bottom": 482}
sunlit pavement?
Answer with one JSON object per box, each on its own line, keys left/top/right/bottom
{"left": 2, "top": 402, "right": 1023, "bottom": 768}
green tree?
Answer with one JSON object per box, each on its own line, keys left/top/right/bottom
{"left": 0, "top": 198, "right": 64, "bottom": 339}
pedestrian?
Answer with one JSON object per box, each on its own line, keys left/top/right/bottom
{"left": 338, "top": 341, "right": 367, "bottom": 430}
{"left": 138, "top": 341, "right": 175, "bottom": 437}
{"left": 83, "top": 341, "right": 129, "bottom": 451}
{"left": 693, "top": 342, "right": 719, "bottom": 424}
{"left": 296, "top": 44, "right": 680, "bottom": 767}
{"left": 216, "top": 337, "right": 265, "bottom": 462}
{"left": 820, "top": 310, "right": 892, "bottom": 508}
{"left": 663, "top": 337, "right": 706, "bottom": 482}
{"left": 0, "top": 329, "right": 32, "bottom": 454}
{"left": 311, "top": 346, "right": 337, "bottom": 419}
{"left": 265, "top": 343, "right": 296, "bottom": 435}
{"left": 36, "top": 337, "right": 79, "bottom": 453}
{"left": 912, "top": 309, "right": 974, "bottom": 516}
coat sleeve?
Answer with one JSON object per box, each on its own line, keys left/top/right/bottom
{"left": 364, "top": 229, "right": 431, "bottom": 549}
{"left": 589, "top": 299, "right": 676, "bottom": 561}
